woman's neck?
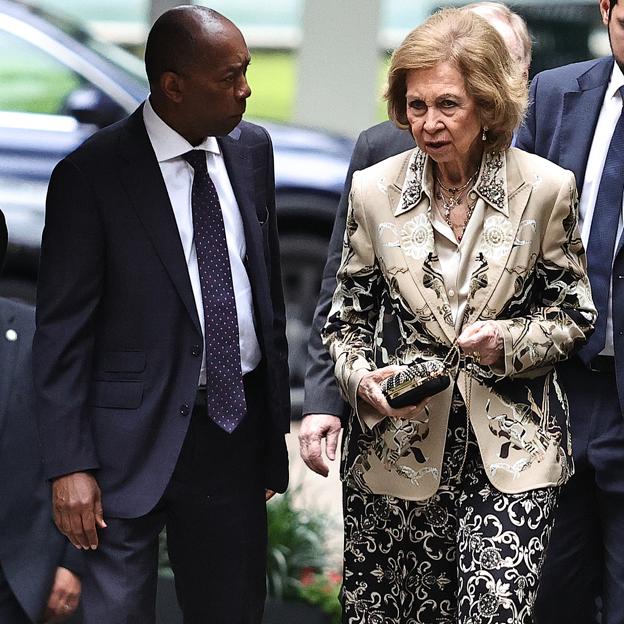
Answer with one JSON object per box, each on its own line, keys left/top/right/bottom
{"left": 434, "top": 147, "right": 483, "bottom": 189}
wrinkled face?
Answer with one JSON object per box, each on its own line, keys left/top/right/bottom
{"left": 602, "top": 0, "right": 624, "bottom": 72}
{"left": 405, "top": 62, "right": 482, "bottom": 166}
{"left": 179, "top": 24, "right": 251, "bottom": 137}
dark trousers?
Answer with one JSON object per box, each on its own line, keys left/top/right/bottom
{"left": 535, "top": 358, "right": 624, "bottom": 624}
{"left": 80, "top": 372, "right": 268, "bottom": 624}
{"left": 0, "top": 563, "right": 31, "bottom": 624}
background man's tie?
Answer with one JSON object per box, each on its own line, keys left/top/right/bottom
{"left": 579, "top": 86, "right": 624, "bottom": 364}
{"left": 183, "top": 149, "right": 246, "bottom": 432}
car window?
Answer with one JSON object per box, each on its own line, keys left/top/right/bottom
{"left": 0, "top": 27, "right": 81, "bottom": 115}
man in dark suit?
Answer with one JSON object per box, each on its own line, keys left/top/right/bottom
{"left": 515, "top": 1, "right": 624, "bottom": 622}
{"left": 299, "top": 2, "right": 532, "bottom": 476}
{"left": 33, "top": 7, "right": 289, "bottom": 624}
{"left": 0, "top": 211, "right": 82, "bottom": 623}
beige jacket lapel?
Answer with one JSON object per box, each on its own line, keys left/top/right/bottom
{"left": 387, "top": 150, "right": 456, "bottom": 344}
{"left": 464, "top": 150, "right": 532, "bottom": 326}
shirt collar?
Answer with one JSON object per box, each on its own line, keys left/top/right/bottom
{"left": 143, "top": 97, "right": 220, "bottom": 163}
{"left": 395, "top": 148, "right": 508, "bottom": 217}
{"left": 608, "top": 61, "right": 624, "bottom": 101}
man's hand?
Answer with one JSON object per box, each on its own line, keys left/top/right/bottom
{"left": 458, "top": 320, "right": 504, "bottom": 366}
{"left": 52, "top": 472, "right": 106, "bottom": 550}
{"left": 41, "top": 566, "right": 81, "bottom": 623}
{"left": 358, "top": 365, "right": 431, "bottom": 421}
{"left": 299, "top": 413, "right": 342, "bottom": 477}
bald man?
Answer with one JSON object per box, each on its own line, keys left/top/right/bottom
{"left": 300, "top": 2, "right": 532, "bottom": 475}
{"left": 33, "top": 6, "right": 290, "bottom": 623}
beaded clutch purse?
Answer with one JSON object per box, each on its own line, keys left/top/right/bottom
{"left": 380, "top": 360, "right": 451, "bottom": 409}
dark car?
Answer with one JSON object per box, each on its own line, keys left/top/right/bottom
{"left": 0, "top": 0, "right": 353, "bottom": 411}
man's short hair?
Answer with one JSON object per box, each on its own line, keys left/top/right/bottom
{"left": 144, "top": 6, "right": 224, "bottom": 86}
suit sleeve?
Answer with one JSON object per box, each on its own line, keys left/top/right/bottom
{"left": 33, "top": 157, "right": 104, "bottom": 480}
{"left": 302, "top": 129, "right": 373, "bottom": 419}
{"left": 515, "top": 74, "right": 539, "bottom": 153}
{"left": 321, "top": 171, "right": 385, "bottom": 430}
{"left": 492, "top": 170, "right": 596, "bottom": 376}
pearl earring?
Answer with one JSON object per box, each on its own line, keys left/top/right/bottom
{"left": 482, "top": 127, "right": 488, "bottom": 142}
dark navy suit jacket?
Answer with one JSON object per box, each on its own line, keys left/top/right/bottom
{"left": 0, "top": 299, "right": 82, "bottom": 622}
{"left": 33, "top": 106, "right": 290, "bottom": 519}
{"left": 516, "top": 56, "right": 624, "bottom": 411}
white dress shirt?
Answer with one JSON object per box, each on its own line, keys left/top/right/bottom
{"left": 143, "top": 98, "right": 261, "bottom": 384}
{"left": 578, "top": 62, "right": 624, "bottom": 356}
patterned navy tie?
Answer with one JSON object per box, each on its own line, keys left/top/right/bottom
{"left": 183, "top": 150, "right": 246, "bottom": 432}
{"left": 579, "top": 86, "right": 624, "bottom": 364}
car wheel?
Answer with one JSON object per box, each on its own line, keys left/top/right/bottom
{"left": 279, "top": 232, "right": 330, "bottom": 416}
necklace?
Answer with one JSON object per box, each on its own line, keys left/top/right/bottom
{"left": 435, "top": 172, "right": 477, "bottom": 195}
{"left": 434, "top": 181, "right": 478, "bottom": 242}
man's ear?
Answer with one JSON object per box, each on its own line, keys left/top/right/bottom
{"left": 160, "top": 71, "right": 184, "bottom": 104}
{"left": 599, "top": 0, "right": 611, "bottom": 26}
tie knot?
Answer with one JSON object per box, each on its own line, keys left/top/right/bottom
{"left": 182, "top": 150, "right": 208, "bottom": 175}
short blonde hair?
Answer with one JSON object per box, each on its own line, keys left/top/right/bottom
{"left": 385, "top": 8, "right": 527, "bottom": 151}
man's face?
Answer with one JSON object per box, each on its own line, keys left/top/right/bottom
{"left": 178, "top": 24, "right": 251, "bottom": 138}
{"left": 601, "top": 0, "right": 624, "bottom": 71}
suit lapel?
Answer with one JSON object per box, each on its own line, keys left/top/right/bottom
{"left": 559, "top": 57, "right": 613, "bottom": 195}
{"left": 388, "top": 152, "right": 455, "bottom": 344}
{"left": 117, "top": 108, "right": 201, "bottom": 333}
{"left": 219, "top": 133, "right": 269, "bottom": 299}
{"left": 465, "top": 151, "right": 530, "bottom": 325}
{"left": 0, "top": 305, "right": 18, "bottom": 429}
{"left": 219, "top": 134, "right": 264, "bottom": 261}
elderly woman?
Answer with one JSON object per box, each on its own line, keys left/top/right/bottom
{"left": 322, "top": 8, "right": 596, "bottom": 624}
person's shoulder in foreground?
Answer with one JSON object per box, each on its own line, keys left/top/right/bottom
{"left": 0, "top": 296, "right": 82, "bottom": 623}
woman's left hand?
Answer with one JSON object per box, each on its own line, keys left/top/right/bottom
{"left": 457, "top": 320, "right": 504, "bottom": 366}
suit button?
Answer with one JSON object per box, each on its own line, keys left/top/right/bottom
{"left": 180, "top": 404, "right": 190, "bottom": 417}
{"left": 192, "top": 345, "right": 202, "bottom": 357}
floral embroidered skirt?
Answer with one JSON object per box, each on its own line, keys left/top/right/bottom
{"left": 341, "top": 390, "right": 559, "bottom": 624}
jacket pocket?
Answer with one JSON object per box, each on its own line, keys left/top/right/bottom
{"left": 89, "top": 380, "right": 144, "bottom": 409}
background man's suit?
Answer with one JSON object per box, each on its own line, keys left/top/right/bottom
{"left": 0, "top": 297, "right": 82, "bottom": 623}
{"left": 303, "top": 120, "right": 414, "bottom": 418}
{"left": 33, "top": 106, "right": 290, "bottom": 622}
{"left": 516, "top": 55, "right": 624, "bottom": 623}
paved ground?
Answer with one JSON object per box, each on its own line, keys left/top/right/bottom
{"left": 285, "top": 422, "right": 344, "bottom": 566}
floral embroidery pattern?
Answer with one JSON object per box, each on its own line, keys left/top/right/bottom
{"left": 481, "top": 214, "right": 515, "bottom": 259}
{"left": 476, "top": 150, "right": 506, "bottom": 213}
{"left": 400, "top": 214, "right": 435, "bottom": 259}
{"left": 396, "top": 149, "right": 426, "bottom": 215}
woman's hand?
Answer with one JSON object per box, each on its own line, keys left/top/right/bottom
{"left": 357, "top": 365, "right": 431, "bottom": 420}
{"left": 458, "top": 320, "right": 504, "bottom": 366}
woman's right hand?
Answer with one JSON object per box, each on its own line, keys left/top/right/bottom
{"left": 357, "top": 365, "right": 431, "bottom": 421}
